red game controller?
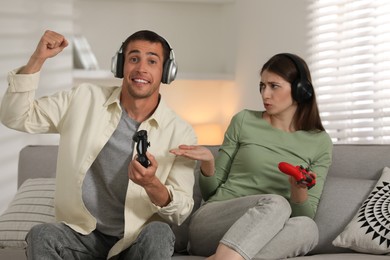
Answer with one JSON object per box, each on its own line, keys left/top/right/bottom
{"left": 278, "top": 162, "right": 316, "bottom": 189}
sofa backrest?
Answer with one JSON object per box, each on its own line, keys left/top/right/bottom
{"left": 19, "top": 144, "right": 390, "bottom": 184}
{"left": 328, "top": 144, "right": 390, "bottom": 180}
{"left": 18, "top": 145, "right": 58, "bottom": 188}
{"left": 17, "top": 144, "right": 390, "bottom": 255}
{"left": 313, "top": 144, "right": 390, "bottom": 254}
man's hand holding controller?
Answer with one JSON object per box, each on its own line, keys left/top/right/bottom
{"left": 133, "top": 130, "right": 150, "bottom": 168}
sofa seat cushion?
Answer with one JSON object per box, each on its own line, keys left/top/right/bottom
{"left": 171, "top": 253, "right": 390, "bottom": 259}
{"left": 0, "top": 178, "right": 55, "bottom": 249}
{"left": 289, "top": 253, "right": 390, "bottom": 259}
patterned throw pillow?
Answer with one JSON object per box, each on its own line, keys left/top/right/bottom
{"left": 332, "top": 167, "right": 390, "bottom": 254}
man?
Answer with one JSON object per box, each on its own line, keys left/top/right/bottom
{"left": 0, "top": 30, "right": 197, "bottom": 259}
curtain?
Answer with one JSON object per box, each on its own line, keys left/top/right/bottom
{"left": 308, "top": 0, "right": 390, "bottom": 144}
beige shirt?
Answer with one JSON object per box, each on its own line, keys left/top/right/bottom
{"left": 0, "top": 69, "right": 197, "bottom": 258}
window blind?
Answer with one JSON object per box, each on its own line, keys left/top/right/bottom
{"left": 307, "top": 0, "right": 390, "bottom": 144}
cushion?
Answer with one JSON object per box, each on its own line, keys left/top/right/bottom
{"left": 172, "top": 146, "right": 219, "bottom": 253}
{"left": 172, "top": 160, "right": 204, "bottom": 253}
{"left": 332, "top": 167, "right": 390, "bottom": 254}
{"left": 0, "top": 178, "right": 56, "bottom": 249}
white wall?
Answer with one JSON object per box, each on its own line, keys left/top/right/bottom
{"left": 73, "top": 0, "right": 237, "bottom": 76}
{"left": 0, "top": 0, "right": 74, "bottom": 213}
{"left": 234, "top": 0, "right": 309, "bottom": 111}
{"left": 73, "top": 0, "right": 309, "bottom": 126}
{"left": 0, "top": 0, "right": 309, "bottom": 213}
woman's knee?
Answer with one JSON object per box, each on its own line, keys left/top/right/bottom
{"left": 259, "top": 194, "right": 289, "bottom": 205}
{"left": 256, "top": 194, "right": 291, "bottom": 216}
{"left": 289, "top": 216, "right": 319, "bottom": 245}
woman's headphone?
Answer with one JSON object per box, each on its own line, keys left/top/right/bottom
{"left": 280, "top": 53, "right": 313, "bottom": 103}
{"left": 111, "top": 38, "right": 177, "bottom": 84}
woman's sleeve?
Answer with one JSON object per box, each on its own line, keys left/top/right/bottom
{"left": 290, "top": 133, "right": 333, "bottom": 218}
{"left": 199, "top": 111, "right": 245, "bottom": 201}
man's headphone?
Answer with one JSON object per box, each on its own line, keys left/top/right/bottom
{"left": 280, "top": 53, "right": 313, "bottom": 103}
{"left": 111, "top": 39, "right": 178, "bottom": 84}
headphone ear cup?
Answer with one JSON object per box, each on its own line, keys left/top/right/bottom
{"left": 162, "top": 58, "right": 177, "bottom": 84}
{"left": 280, "top": 53, "right": 313, "bottom": 103}
{"left": 295, "top": 80, "right": 313, "bottom": 102}
{"left": 293, "top": 80, "right": 313, "bottom": 103}
{"left": 111, "top": 51, "right": 124, "bottom": 78}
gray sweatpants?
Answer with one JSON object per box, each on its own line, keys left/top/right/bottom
{"left": 188, "top": 194, "right": 318, "bottom": 260}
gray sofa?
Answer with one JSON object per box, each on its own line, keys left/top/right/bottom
{"left": 0, "top": 144, "right": 390, "bottom": 259}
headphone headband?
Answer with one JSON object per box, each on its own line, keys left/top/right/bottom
{"left": 111, "top": 35, "right": 178, "bottom": 84}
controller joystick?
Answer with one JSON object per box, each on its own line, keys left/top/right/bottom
{"left": 133, "top": 130, "right": 150, "bottom": 168}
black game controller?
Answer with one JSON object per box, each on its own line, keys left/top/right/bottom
{"left": 132, "top": 130, "right": 150, "bottom": 168}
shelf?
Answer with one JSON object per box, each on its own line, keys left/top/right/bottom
{"left": 177, "top": 72, "right": 234, "bottom": 81}
{"left": 81, "top": 0, "right": 235, "bottom": 4}
{"left": 73, "top": 69, "right": 234, "bottom": 84}
{"left": 72, "top": 69, "right": 121, "bottom": 86}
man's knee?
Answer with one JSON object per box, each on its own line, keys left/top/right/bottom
{"left": 27, "top": 223, "right": 59, "bottom": 244}
{"left": 120, "top": 222, "right": 174, "bottom": 259}
{"left": 141, "top": 221, "right": 174, "bottom": 243}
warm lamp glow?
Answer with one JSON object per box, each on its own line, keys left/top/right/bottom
{"left": 193, "top": 123, "right": 224, "bottom": 145}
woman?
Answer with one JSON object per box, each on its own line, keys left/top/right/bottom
{"left": 170, "top": 53, "right": 333, "bottom": 260}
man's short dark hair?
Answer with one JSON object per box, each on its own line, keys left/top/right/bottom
{"left": 121, "top": 30, "right": 171, "bottom": 63}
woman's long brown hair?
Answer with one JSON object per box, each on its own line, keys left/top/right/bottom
{"left": 260, "top": 53, "right": 325, "bottom": 132}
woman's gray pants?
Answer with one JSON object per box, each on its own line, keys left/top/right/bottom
{"left": 188, "top": 194, "right": 318, "bottom": 260}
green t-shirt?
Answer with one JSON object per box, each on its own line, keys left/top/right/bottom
{"left": 200, "top": 109, "right": 333, "bottom": 218}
